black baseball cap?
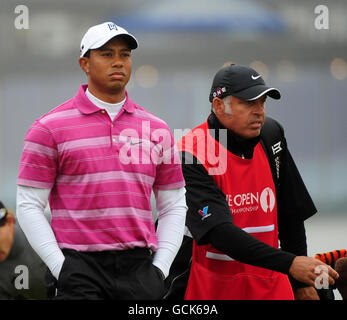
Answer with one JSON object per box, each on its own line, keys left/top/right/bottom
{"left": 0, "top": 201, "right": 8, "bottom": 226}
{"left": 209, "top": 64, "right": 281, "bottom": 102}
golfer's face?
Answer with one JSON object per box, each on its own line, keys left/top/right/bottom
{"left": 84, "top": 37, "right": 132, "bottom": 94}
{"left": 223, "top": 95, "right": 266, "bottom": 139}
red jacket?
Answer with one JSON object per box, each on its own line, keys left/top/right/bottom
{"left": 178, "top": 121, "right": 293, "bottom": 300}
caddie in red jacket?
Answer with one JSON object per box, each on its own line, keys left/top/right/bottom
{"left": 168, "top": 64, "right": 339, "bottom": 300}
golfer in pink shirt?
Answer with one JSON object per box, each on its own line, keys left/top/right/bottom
{"left": 17, "top": 22, "right": 187, "bottom": 300}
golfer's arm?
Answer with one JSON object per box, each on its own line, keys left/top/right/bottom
{"left": 152, "top": 187, "right": 187, "bottom": 279}
{"left": 16, "top": 185, "right": 65, "bottom": 279}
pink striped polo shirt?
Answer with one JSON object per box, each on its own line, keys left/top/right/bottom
{"left": 17, "top": 84, "right": 185, "bottom": 252}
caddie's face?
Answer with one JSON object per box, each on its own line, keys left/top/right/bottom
{"left": 79, "top": 37, "right": 132, "bottom": 98}
{"left": 214, "top": 95, "right": 266, "bottom": 139}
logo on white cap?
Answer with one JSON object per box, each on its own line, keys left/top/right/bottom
{"left": 107, "top": 23, "right": 118, "bottom": 31}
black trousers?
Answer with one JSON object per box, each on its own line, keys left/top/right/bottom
{"left": 51, "top": 248, "right": 165, "bottom": 300}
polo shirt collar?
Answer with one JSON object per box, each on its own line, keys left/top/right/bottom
{"left": 74, "top": 84, "right": 135, "bottom": 114}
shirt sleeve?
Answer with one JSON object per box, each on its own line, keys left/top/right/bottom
{"left": 152, "top": 187, "right": 187, "bottom": 278}
{"left": 277, "top": 136, "right": 316, "bottom": 288}
{"left": 206, "top": 223, "right": 296, "bottom": 275}
{"left": 278, "top": 217, "right": 309, "bottom": 289}
{"left": 17, "top": 120, "right": 58, "bottom": 189}
{"left": 181, "top": 151, "right": 233, "bottom": 244}
{"left": 278, "top": 140, "right": 317, "bottom": 221}
{"left": 16, "top": 185, "right": 65, "bottom": 280}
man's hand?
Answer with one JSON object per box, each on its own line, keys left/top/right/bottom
{"left": 293, "top": 287, "right": 320, "bottom": 300}
{"left": 289, "top": 256, "right": 339, "bottom": 287}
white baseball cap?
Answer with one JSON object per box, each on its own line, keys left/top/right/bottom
{"left": 80, "top": 22, "right": 138, "bottom": 57}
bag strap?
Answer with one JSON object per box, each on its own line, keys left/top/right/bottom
{"left": 260, "top": 116, "right": 285, "bottom": 197}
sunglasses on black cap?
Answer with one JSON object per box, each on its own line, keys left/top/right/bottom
{"left": 0, "top": 207, "right": 8, "bottom": 226}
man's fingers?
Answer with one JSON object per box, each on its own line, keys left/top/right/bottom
{"left": 323, "top": 265, "right": 339, "bottom": 286}
{"left": 328, "top": 275, "right": 336, "bottom": 286}
{"left": 328, "top": 266, "right": 339, "bottom": 280}
{"left": 314, "top": 264, "right": 339, "bottom": 287}
{"left": 289, "top": 256, "right": 340, "bottom": 288}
